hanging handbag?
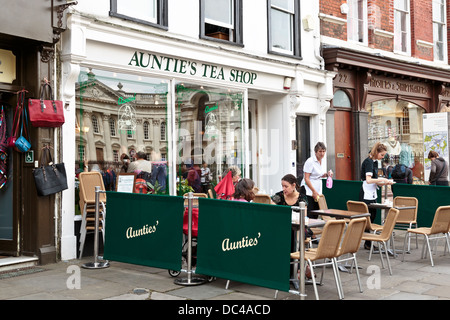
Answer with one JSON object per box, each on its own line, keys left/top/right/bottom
{"left": 7, "top": 90, "right": 23, "bottom": 148}
{"left": 33, "top": 146, "right": 68, "bottom": 196}
{"left": 15, "top": 100, "right": 31, "bottom": 153}
{"left": 28, "top": 81, "right": 65, "bottom": 127}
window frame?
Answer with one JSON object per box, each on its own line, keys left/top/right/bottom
{"left": 109, "top": 0, "right": 168, "bottom": 30}
{"left": 199, "top": 0, "right": 243, "bottom": 46}
{"left": 393, "top": 0, "right": 411, "bottom": 55}
{"left": 433, "top": 0, "right": 447, "bottom": 62}
{"left": 267, "top": 0, "right": 302, "bottom": 59}
{"left": 347, "top": 0, "right": 368, "bottom": 45}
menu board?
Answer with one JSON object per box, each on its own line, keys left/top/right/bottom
{"left": 116, "top": 173, "right": 136, "bottom": 193}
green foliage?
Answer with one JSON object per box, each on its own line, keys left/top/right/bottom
{"left": 176, "top": 178, "right": 194, "bottom": 196}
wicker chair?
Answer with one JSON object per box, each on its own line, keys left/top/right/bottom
{"left": 346, "top": 200, "right": 383, "bottom": 234}
{"left": 362, "top": 208, "right": 400, "bottom": 275}
{"left": 402, "top": 205, "right": 450, "bottom": 267}
{"left": 253, "top": 194, "right": 272, "bottom": 204}
{"left": 393, "top": 196, "right": 419, "bottom": 252}
{"left": 336, "top": 217, "right": 367, "bottom": 296}
{"left": 78, "top": 172, "right": 107, "bottom": 259}
{"left": 291, "top": 219, "right": 346, "bottom": 300}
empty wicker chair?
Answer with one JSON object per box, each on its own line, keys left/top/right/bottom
{"left": 291, "top": 219, "right": 346, "bottom": 300}
{"left": 361, "top": 208, "right": 400, "bottom": 275}
{"left": 393, "top": 196, "right": 419, "bottom": 252}
{"left": 347, "top": 200, "right": 383, "bottom": 234}
{"left": 402, "top": 205, "right": 450, "bottom": 267}
{"left": 336, "top": 217, "right": 367, "bottom": 296}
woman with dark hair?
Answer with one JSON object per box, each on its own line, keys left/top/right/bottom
{"left": 232, "top": 178, "right": 255, "bottom": 202}
{"left": 271, "top": 174, "right": 303, "bottom": 206}
{"left": 272, "top": 173, "right": 313, "bottom": 279}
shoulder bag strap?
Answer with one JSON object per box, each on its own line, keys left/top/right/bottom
{"left": 39, "top": 146, "right": 53, "bottom": 167}
{"left": 18, "top": 91, "right": 30, "bottom": 140}
{"left": 40, "top": 82, "right": 57, "bottom": 113}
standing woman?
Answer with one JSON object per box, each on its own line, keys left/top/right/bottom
{"left": 301, "top": 142, "right": 332, "bottom": 219}
{"left": 360, "top": 142, "right": 393, "bottom": 249}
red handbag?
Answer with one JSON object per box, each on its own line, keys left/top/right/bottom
{"left": 28, "top": 82, "right": 65, "bottom": 127}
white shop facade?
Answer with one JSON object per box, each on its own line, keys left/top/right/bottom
{"left": 59, "top": 15, "right": 335, "bottom": 260}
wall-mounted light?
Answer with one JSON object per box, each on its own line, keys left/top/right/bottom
{"left": 283, "top": 77, "right": 292, "bottom": 90}
{"left": 340, "top": 3, "right": 349, "bottom": 15}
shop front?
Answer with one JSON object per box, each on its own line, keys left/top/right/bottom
{"left": 324, "top": 47, "right": 450, "bottom": 183}
{"left": 60, "top": 13, "right": 334, "bottom": 260}
{"left": 0, "top": 1, "right": 73, "bottom": 264}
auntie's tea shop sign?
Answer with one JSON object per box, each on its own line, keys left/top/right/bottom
{"left": 128, "top": 51, "right": 258, "bottom": 85}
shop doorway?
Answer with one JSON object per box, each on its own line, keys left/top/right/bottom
{"left": 296, "top": 116, "right": 310, "bottom": 183}
{"left": 0, "top": 91, "right": 18, "bottom": 256}
{"left": 334, "top": 110, "right": 353, "bottom": 180}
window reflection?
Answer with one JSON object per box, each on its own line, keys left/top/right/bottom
{"left": 367, "top": 99, "right": 425, "bottom": 183}
{"left": 76, "top": 69, "right": 169, "bottom": 192}
{"left": 176, "top": 83, "right": 244, "bottom": 193}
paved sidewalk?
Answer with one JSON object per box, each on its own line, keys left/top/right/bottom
{"left": 0, "top": 231, "right": 450, "bottom": 301}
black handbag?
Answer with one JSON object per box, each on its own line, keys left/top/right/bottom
{"left": 33, "top": 147, "right": 68, "bottom": 196}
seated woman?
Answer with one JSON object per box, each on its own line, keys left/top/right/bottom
{"left": 272, "top": 174, "right": 314, "bottom": 279}
{"left": 232, "top": 178, "right": 255, "bottom": 202}
{"left": 272, "top": 174, "right": 304, "bottom": 206}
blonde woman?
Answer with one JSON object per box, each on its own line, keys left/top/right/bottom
{"left": 360, "top": 142, "right": 393, "bottom": 249}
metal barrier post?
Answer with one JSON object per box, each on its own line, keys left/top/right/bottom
{"left": 82, "top": 186, "right": 109, "bottom": 269}
{"left": 174, "top": 192, "right": 206, "bottom": 286}
{"left": 299, "top": 201, "right": 306, "bottom": 300}
{"left": 290, "top": 202, "right": 307, "bottom": 299}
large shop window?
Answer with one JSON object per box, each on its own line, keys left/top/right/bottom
{"left": 175, "top": 83, "right": 244, "bottom": 194}
{"left": 367, "top": 99, "right": 425, "bottom": 183}
{"left": 76, "top": 69, "right": 169, "bottom": 195}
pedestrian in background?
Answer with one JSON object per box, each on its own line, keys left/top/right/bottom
{"left": 428, "top": 151, "right": 449, "bottom": 186}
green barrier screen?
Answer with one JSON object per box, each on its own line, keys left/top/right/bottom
{"left": 195, "top": 198, "right": 292, "bottom": 292}
{"left": 392, "top": 184, "right": 450, "bottom": 227}
{"left": 103, "top": 192, "right": 184, "bottom": 271}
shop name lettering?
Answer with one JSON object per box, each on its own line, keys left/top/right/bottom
{"left": 126, "top": 221, "right": 159, "bottom": 239}
{"left": 118, "top": 94, "right": 136, "bottom": 105}
{"left": 128, "top": 51, "right": 258, "bottom": 84}
{"left": 222, "top": 233, "right": 261, "bottom": 252}
{"left": 370, "top": 78, "right": 429, "bottom": 95}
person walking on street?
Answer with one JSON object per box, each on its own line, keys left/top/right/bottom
{"left": 428, "top": 151, "right": 449, "bottom": 186}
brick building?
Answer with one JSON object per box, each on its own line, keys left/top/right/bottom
{"left": 320, "top": 0, "right": 450, "bottom": 183}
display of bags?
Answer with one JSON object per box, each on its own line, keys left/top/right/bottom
{"left": 28, "top": 82, "right": 65, "bottom": 127}
{"left": 33, "top": 146, "right": 68, "bottom": 196}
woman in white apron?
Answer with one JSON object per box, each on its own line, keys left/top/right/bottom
{"left": 360, "top": 142, "right": 393, "bottom": 249}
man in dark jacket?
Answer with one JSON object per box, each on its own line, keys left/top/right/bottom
{"left": 428, "top": 151, "right": 449, "bottom": 186}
